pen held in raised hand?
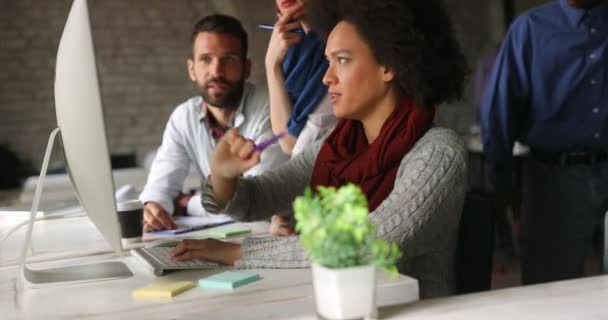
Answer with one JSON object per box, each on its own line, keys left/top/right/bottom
{"left": 252, "top": 132, "right": 286, "bottom": 152}
{"left": 258, "top": 24, "right": 304, "bottom": 34}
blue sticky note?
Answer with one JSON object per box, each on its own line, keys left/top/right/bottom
{"left": 199, "top": 271, "right": 260, "bottom": 289}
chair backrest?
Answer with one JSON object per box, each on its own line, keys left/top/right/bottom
{"left": 0, "top": 145, "right": 21, "bottom": 189}
{"left": 604, "top": 211, "right": 608, "bottom": 273}
{"left": 455, "top": 190, "right": 495, "bottom": 293}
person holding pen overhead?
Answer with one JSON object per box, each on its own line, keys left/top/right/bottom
{"left": 264, "top": 0, "right": 338, "bottom": 236}
{"left": 139, "top": 14, "right": 287, "bottom": 231}
{"left": 264, "top": 0, "right": 338, "bottom": 157}
{"left": 170, "top": 0, "right": 469, "bottom": 298}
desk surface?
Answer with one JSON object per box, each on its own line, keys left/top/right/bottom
{"left": 0, "top": 189, "right": 21, "bottom": 207}
{"left": 466, "top": 134, "right": 529, "bottom": 156}
{"left": 379, "top": 274, "right": 608, "bottom": 319}
{"left": 4, "top": 205, "right": 608, "bottom": 319}
{"left": 0, "top": 212, "right": 271, "bottom": 266}
{"left": 208, "top": 274, "right": 608, "bottom": 320}
{"left": 0, "top": 212, "right": 419, "bottom": 319}
{"left": 18, "top": 168, "right": 202, "bottom": 203}
{"left": 0, "top": 254, "right": 418, "bottom": 320}
{"left": 1, "top": 212, "right": 111, "bottom": 266}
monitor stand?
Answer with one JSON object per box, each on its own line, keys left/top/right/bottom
{"left": 19, "top": 128, "right": 133, "bottom": 287}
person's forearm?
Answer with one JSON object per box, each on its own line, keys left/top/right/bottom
{"left": 266, "top": 63, "right": 297, "bottom": 155}
{"left": 235, "top": 237, "right": 309, "bottom": 269}
{"left": 210, "top": 174, "right": 238, "bottom": 209}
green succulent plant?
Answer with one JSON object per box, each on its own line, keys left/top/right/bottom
{"left": 294, "top": 183, "right": 402, "bottom": 275}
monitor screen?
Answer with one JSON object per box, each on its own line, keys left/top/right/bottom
{"left": 54, "top": 0, "right": 123, "bottom": 254}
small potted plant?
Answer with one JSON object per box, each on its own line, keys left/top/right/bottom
{"left": 294, "top": 183, "right": 402, "bottom": 320}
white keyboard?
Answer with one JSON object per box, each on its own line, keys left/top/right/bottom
{"left": 132, "top": 246, "right": 218, "bottom": 276}
{"left": 143, "top": 246, "right": 217, "bottom": 268}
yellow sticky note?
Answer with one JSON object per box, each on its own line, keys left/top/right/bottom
{"left": 132, "top": 281, "right": 195, "bottom": 298}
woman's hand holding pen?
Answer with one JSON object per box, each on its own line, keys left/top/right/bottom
{"left": 171, "top": 130, "right": 258, "bottom": 265}
{"left": 210, "top": 129, "right": 284, "bottom": 207}
{"left": 265, "top": 2, "right": 303, "bottom": 69}
{"left": 209, "top": 129, "right": 261, "bottom": 208}
{"left": 212, "top": 128, "right": 261, "bottom": 180}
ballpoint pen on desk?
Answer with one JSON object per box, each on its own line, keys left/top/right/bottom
{"left": 147, "top": 220, "right": 235, "bottom": 236}
{"left": 253, "top": 132, "right": 286, "bottom": 152}
{"left": 258, "top": 24, "right": 304, "bottom": 34}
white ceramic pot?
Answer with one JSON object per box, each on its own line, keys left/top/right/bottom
{"left": 311, "top": 263, "right": 377, "bottom": 320}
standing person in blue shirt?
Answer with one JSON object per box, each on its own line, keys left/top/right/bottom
{"left": 265, "top": 0, "right": 338, "bottom": 236}
{"left": 482, "top": 0, "right": 608, "bottom": 285}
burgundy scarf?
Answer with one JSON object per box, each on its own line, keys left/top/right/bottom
{"left": 310, "top": 97, "right": 435, "bottom": 212}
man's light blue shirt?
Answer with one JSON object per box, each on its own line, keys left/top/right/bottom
{"left": 481, "top": 0, "right": 608, "bottom": 191}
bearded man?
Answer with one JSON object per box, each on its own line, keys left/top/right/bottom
{"left": 140, "top": 14, "right": 287, "bottom": 231}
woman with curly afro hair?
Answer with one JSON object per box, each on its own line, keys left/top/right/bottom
{"left": 168, "top": 0, "right": 470, "bottom": 298}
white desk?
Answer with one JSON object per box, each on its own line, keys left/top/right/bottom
{"left": 0, "top": 255, "right": 417, "bottom": 319}
{"left": 19, "top": 168, "right": 202, "bottom": 203}
{"left": 1, "top": 212, "right": 110, "bottom": 266}
{"left": 7, "top": 204, "right": 608, "bottom": 319}
{"left": 466, "top": 133, "right": 529, "bottom": 156}
{"left": 378, "top": 274, "right": 608, "bottom": 319}
{"left": 0, "top": 212, "right": 419, "bottom": 319}
{"left": 0, "top": 212, "right": 269, "bottom": 267}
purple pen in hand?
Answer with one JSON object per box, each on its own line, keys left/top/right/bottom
{"left": 253, "top": 132, "right": 286, "bottom": 152}
{"left": 258, "top": 24, "right": 304, "bottom": 34}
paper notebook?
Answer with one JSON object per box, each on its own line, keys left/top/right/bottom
{"left": 132, "top": 281, "right": 195, "bottom": 298}
{"left": 199, "top": 271, "right": 260, "bottom": 289}
{"left": 146, "top": 216, "right": 234, "bottom": 235}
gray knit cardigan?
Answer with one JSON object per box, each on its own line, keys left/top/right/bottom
{"left": 202, "top": 127, "right": 467, "bottom": 298}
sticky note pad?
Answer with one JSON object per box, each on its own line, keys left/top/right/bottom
{"left": 199, "top": 271, "right": 260, "bottom": 289}
{"left": 208, "top": 227, "right": 251, "bottom": 238}
{"left": 132, "top": 281, "right": 195, "bottom": 298}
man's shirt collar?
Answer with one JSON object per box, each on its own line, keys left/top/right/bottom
{"left": 560, "top": 0, "right": 589, "bottom": 27}
{"left": 560, "top": 0, "right": 608, "bottom": 28}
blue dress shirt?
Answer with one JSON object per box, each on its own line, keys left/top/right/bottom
{"left": 481, "top": 0, "right": 608, "bottom": 191}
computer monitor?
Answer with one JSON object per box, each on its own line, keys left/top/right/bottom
{"left": 19, "top": 0, "right": 132, "bottom": 285}
{"left": 54, "top": 0, "right": 122, "bottom": 254}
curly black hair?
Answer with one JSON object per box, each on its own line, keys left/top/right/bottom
{"left": 307, "top": 0, "right": 469, "bottom": 107}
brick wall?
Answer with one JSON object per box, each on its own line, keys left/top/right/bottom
{"left": 0, "top": 0, "right": 550, "bottom": 173}
{"left": 0, "top": 0, "right": 274, "bottom": 170}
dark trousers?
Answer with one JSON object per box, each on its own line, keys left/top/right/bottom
{"left": 520, "top": 157, "right": 608, "bottom": 285}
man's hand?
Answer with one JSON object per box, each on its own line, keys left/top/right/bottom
{"left": 269, "top": 214, "right": 295, "bottom": 236}
{"left": 169, "top": 238, "right": 242, "bottom": 266}
{"left": 173, "top": 192, "right": 193, "bottom": 216}
{"left": 143, "top": 201, "right": 178, "bottom": 231}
